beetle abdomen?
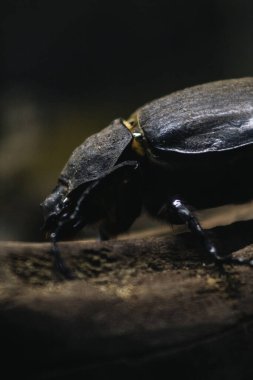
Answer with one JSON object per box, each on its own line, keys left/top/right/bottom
{"left": 136, "top": 77, "right": 253, "bottom": 154}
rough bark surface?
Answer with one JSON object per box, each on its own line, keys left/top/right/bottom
{"left": 1, "top": 221, "right": 253, "bottom": 379}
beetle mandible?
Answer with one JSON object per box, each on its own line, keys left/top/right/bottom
{"left": 42, "top": 77, "right": 253, "bottom": 272}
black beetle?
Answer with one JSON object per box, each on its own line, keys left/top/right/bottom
{"left": 42, "top": 77, "right": 253, "bottom": 272}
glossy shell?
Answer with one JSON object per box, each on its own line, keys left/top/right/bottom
{"left": 134, "top": 77, "right": 253, "bottom": 154}
{"left": 60, "top": 118, "right": 132, "bottom": 192}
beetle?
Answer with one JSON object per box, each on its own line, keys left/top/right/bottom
{"left": 42, "top": 77, "right": 253, "bottom": 274}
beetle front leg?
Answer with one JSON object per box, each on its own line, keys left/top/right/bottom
{"left": 49, "top": 231, "right": 75, "bottom": 280}
{"left": 168, "top": 197, "right": 253, "bottom": 266}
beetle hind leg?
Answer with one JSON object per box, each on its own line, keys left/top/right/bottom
{"left": 168, "top": 198, "right": 220, "bottom": 260}
{"left": 167, "top": 197, "right": 253, "bottom": 266}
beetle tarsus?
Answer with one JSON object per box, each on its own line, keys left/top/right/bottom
{"left": 216, "top": 255, "right": 253, "bottom": 267}
{"left": 168, "top": 197, "right": 253, "bottom": 267}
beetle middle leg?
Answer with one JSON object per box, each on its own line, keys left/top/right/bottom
{"left": 167, "top": 197, "right": 253, "bottom": 266}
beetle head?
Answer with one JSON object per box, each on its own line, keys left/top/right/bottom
{"left": 41, "top": 119, "right": 142, "bottom": 241}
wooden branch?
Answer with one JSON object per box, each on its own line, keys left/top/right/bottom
{"left": 1, "top": 221, "right": 253, "bottom": 379}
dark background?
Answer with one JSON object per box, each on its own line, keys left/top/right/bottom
{"left": 1, "top": 0, "right": 253, "bottom": 241}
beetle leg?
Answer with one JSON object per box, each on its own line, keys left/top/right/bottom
{"left": 169, "top": 198, "right": 220, "bottom": 260}
{"left": 50, "top": 231, "right": 75, "bottom": 280}
{"left": 98, "top": 224, "right": 111, "bottom": 241}
{"left": 168, "top": 197, "right": 253, "bottom": 266}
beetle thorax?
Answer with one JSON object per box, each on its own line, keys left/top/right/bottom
{"left": 60, "top": 119, "right": 133, "bottom": 192}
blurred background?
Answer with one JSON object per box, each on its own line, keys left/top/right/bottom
{"left": 1, "top": 0, "right": 253, "bottom": 241}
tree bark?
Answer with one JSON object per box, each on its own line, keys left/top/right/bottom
{"left": 1, "top": 220, "right": 253, "bottom": 379}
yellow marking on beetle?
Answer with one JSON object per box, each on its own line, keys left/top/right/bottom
{"left": 122, "top": 117, "right": 146, "bottom": 156}
{"left": 127, "top": 113, "right": 157, "bottom": 160}
{"left": 132, "top": 138, "right": 145, "bottom": 156}
{"left": 122, "top": 119, "right": 134, "bottom": 131}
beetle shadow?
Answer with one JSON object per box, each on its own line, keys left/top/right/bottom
{"left": 209, "top": 219, "right": 253, "bottom": 256}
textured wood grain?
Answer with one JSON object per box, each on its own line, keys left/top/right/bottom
{"left": 1, "top": 220, "right": 253, "bottom": 379}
